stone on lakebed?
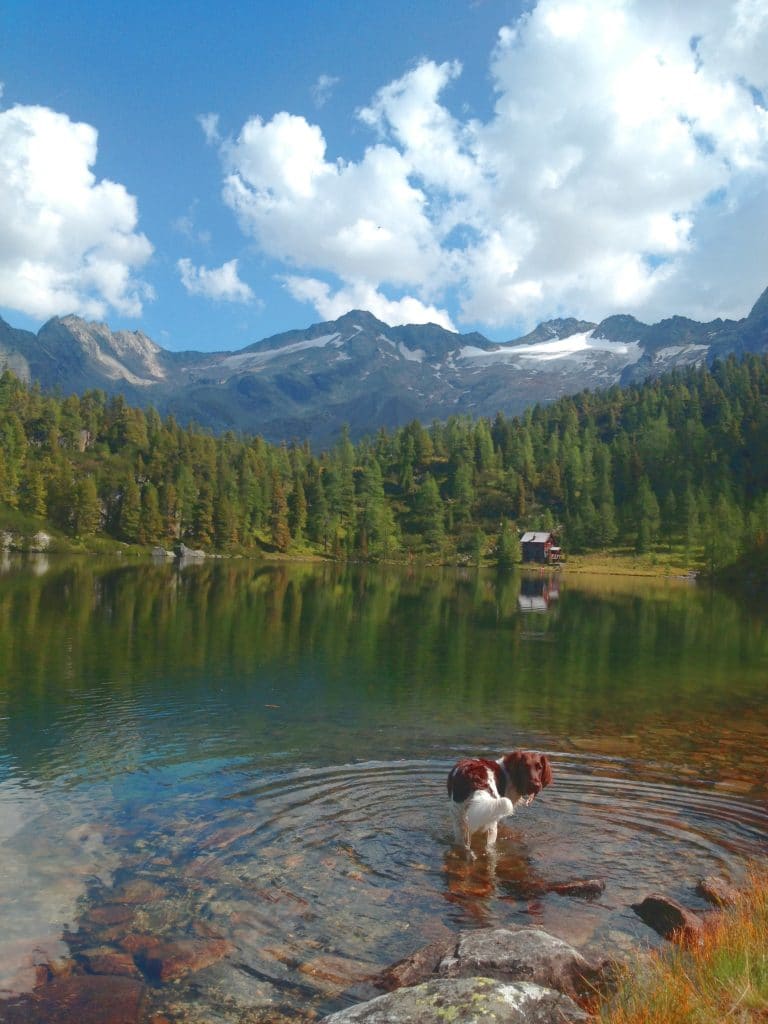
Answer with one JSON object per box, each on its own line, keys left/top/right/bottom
{"left": 0, "top": 975, "right": 146, "bottom": 1024}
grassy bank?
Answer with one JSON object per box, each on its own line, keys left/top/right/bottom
{"left": 597, "top": 871, "right": 768, "bottom": 1024}
{"left": 560, "top": 548, "right": 699, "bottom": 579}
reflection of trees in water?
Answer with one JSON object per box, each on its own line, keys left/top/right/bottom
{"left": 0, "top": 559, "right": 766, "bottom": 777}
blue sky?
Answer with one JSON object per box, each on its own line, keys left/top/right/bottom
{"left": 1, "top": 0, "right": 767, "bottom": 352}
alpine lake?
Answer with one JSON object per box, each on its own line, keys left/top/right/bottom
{"left": 0, "top": 555, "right": 766, "bottom": 1022}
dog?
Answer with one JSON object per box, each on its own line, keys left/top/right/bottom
{"left": 447, "top": 750, "right": 552, "bottom": 858}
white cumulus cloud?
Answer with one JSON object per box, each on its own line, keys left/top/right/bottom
{"left": 283, "top": 276, "right": 456, "bottom": 330}
{"left": 177, "top": 257, "right": 255, "bottom": 303}
{"left": 0, "top": 102, "right": 153, "bottom": 321}
{"left": 210, "top": 0, "right": 768, "bottom": 330}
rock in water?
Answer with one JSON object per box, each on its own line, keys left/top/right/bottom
{"left": 631, "top": 894, "right": 705, "bottom": 944}
{"left": 0, "top": 976, "right": 146, "bottom": 1024}
{"left": 696, "top": 875, "right": 740, "bottom": 908}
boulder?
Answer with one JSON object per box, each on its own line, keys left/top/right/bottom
{"left": 696, "top": 875, "right": 740, "bottom": 908}
{"left": 377, "top": 927, "right": 609, "bottom": 1000}
{"left": 177, "top": 543, "right": 206, "bottom": 560}
{"left": 631, "top": 894, "right": 705, "bottom": 944}
{"left": 30, "top": 531, "right": 52, "bottom": 551}
{"left": 322, "top": 977, "right": 588, "bottom": 1023}
{"left": 438, "top": 928, "right": 605, "bottom": 999}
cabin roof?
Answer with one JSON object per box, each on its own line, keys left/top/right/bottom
{"left": 520, "top": 531, "right": 553, "bottom": 544}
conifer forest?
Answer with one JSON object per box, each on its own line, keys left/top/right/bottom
{"left": 0, "top": 354, "right": 766, "bottom": 574}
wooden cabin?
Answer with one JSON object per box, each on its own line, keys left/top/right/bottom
{"left": 520, "top": 531, "right": 557, "bottom": 563}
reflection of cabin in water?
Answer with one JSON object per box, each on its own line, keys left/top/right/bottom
{"left": 520, "top": 531, "right": 562, "bottom": 564}
{"left": 518, "top": 576, "right": 560, "bottom": 612}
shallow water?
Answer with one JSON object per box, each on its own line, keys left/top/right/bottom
{"left": 0, "top": 557, "right": 766, "bottom": 1020}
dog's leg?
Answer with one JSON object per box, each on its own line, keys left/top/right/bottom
{"left": 450, "top": 803, "right": 476, "bottom": 860}
{"left": 485, "top": 821, "right": 498, "bottom": 849}
{"left": 461, "top": 817, "right": 475, "bottom": 860}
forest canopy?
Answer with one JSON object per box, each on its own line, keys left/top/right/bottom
{"left": 0, "top": 353, "right": 766, "bottom": 573}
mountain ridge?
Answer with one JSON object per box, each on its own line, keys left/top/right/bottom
{"left": 1, "top": 286, "right": 766, "bottom": 447}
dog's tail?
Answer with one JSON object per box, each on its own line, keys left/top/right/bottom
{"left": 464, "top": 793, "right": 515, "bottom": 834}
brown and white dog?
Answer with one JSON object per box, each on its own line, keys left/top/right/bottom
{"left": 447, "top": 751, "right": 552, "bottom": 858}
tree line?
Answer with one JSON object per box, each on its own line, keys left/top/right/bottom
{"left": 0, "top": 352, "right": 766, "bottom": 571}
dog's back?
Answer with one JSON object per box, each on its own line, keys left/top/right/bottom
{"left": 447, "top": 757, "right": 504, "bottom": 804}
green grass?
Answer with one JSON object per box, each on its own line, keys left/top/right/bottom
{"left": 560, "top": 545, "right": 701, "bottom": 578}
{"left": 596, "top": 869, "right": 768, "bottom": 1024}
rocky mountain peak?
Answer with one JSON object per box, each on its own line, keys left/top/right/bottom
{"left": 0, "top": 285, "right": 766, "bottom": 446}
{"left": 748, "top": 286, "right": 768, "bottom": 323}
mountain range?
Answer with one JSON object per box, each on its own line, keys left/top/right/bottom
{"left": 1, "top": 286, "right": 767, "bottom": 447}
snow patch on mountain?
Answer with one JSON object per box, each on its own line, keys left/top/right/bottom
{"left": 397, "top": 342, "right": 425, "bottom": 363}
{"left": 458, "top": 329, "right": 643, "bottom": 365}
{"left": 223, "top": 332, "right": 342, "bottom": 370}
{"left": 649, "top": 344, "right": 708, "bottom": 366}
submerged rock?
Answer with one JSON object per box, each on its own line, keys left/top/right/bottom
{"left": 377, "top": 939, "right": 452, "bottom": 991}
{"left": 77, "top": 947, "right": 142, "bottom": 979}
{"left": 631, "top": 894, "right": 705, "bottom": 944}
{"left": 0, "top": 975, "right": 146, "bottom": 1024}
{"left": 322, "top": 977, "right": 588, "bottom": 1023}
{"left": 297, "top": 953, "right": 379, "bottom": 995}
{"left": 137, "top": 937, "right": 234, "bottom": 982}
{"left": 544, "top": 878, "right": 606, "bottom": 899}
{"left": 83, "top": 903, "right": 136, "bottom": 928}
{"left": 112, "top": 878, "right": 167, "bottom": 905}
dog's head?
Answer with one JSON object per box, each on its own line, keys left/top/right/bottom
{"left": 501, "top": 750, "right": 553, "bottom": 800}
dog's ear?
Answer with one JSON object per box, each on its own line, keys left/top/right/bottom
{"left": 541, "top": 754, "right": 553, "bottom": 788}
{"left": 504, "top": 750, "right": 527, "bottom": 791}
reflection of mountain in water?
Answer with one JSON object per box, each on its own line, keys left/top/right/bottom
{"left": 518, "top": 574, "right": 560, "bottom": 613}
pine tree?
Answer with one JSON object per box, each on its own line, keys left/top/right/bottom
{"left": 702, "top": 494, "right": 743, "bottom": 573}
{"left": 19, "top": 459, "right": 47, "bottom": 518}
{"left": 140, "top": 482, "right": 163, "bottom": 544}
{"left": 214, "top": 493, "right": 238, "bottom": 551}
{"left": 74, "top": 476, "right": 101, "bottom": 537}
{"left": 270, "top": 475, "right": 291, "bottom": 552}
{"left": 451, "top": 460, "right": 475, "bottom": 525}
{"left": 415, "top": 474, "right": 444, "bottom": 550}
{"left": 496, "top": 519, "right": 520, "bottom": 568}
{"left": 596, "top": 499, "right": 619, "bottom": 549}
{"left": 288, "top": 477, "right": 308, "bottom": 542}
{"left": 119, "top": 478, "right": 142, "bottom": 543}
{"left": 634, "top": 477, "right": 661, "bottom": 552}
{"left": 192, "top": 482, "right": 215, "bottom": 547}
